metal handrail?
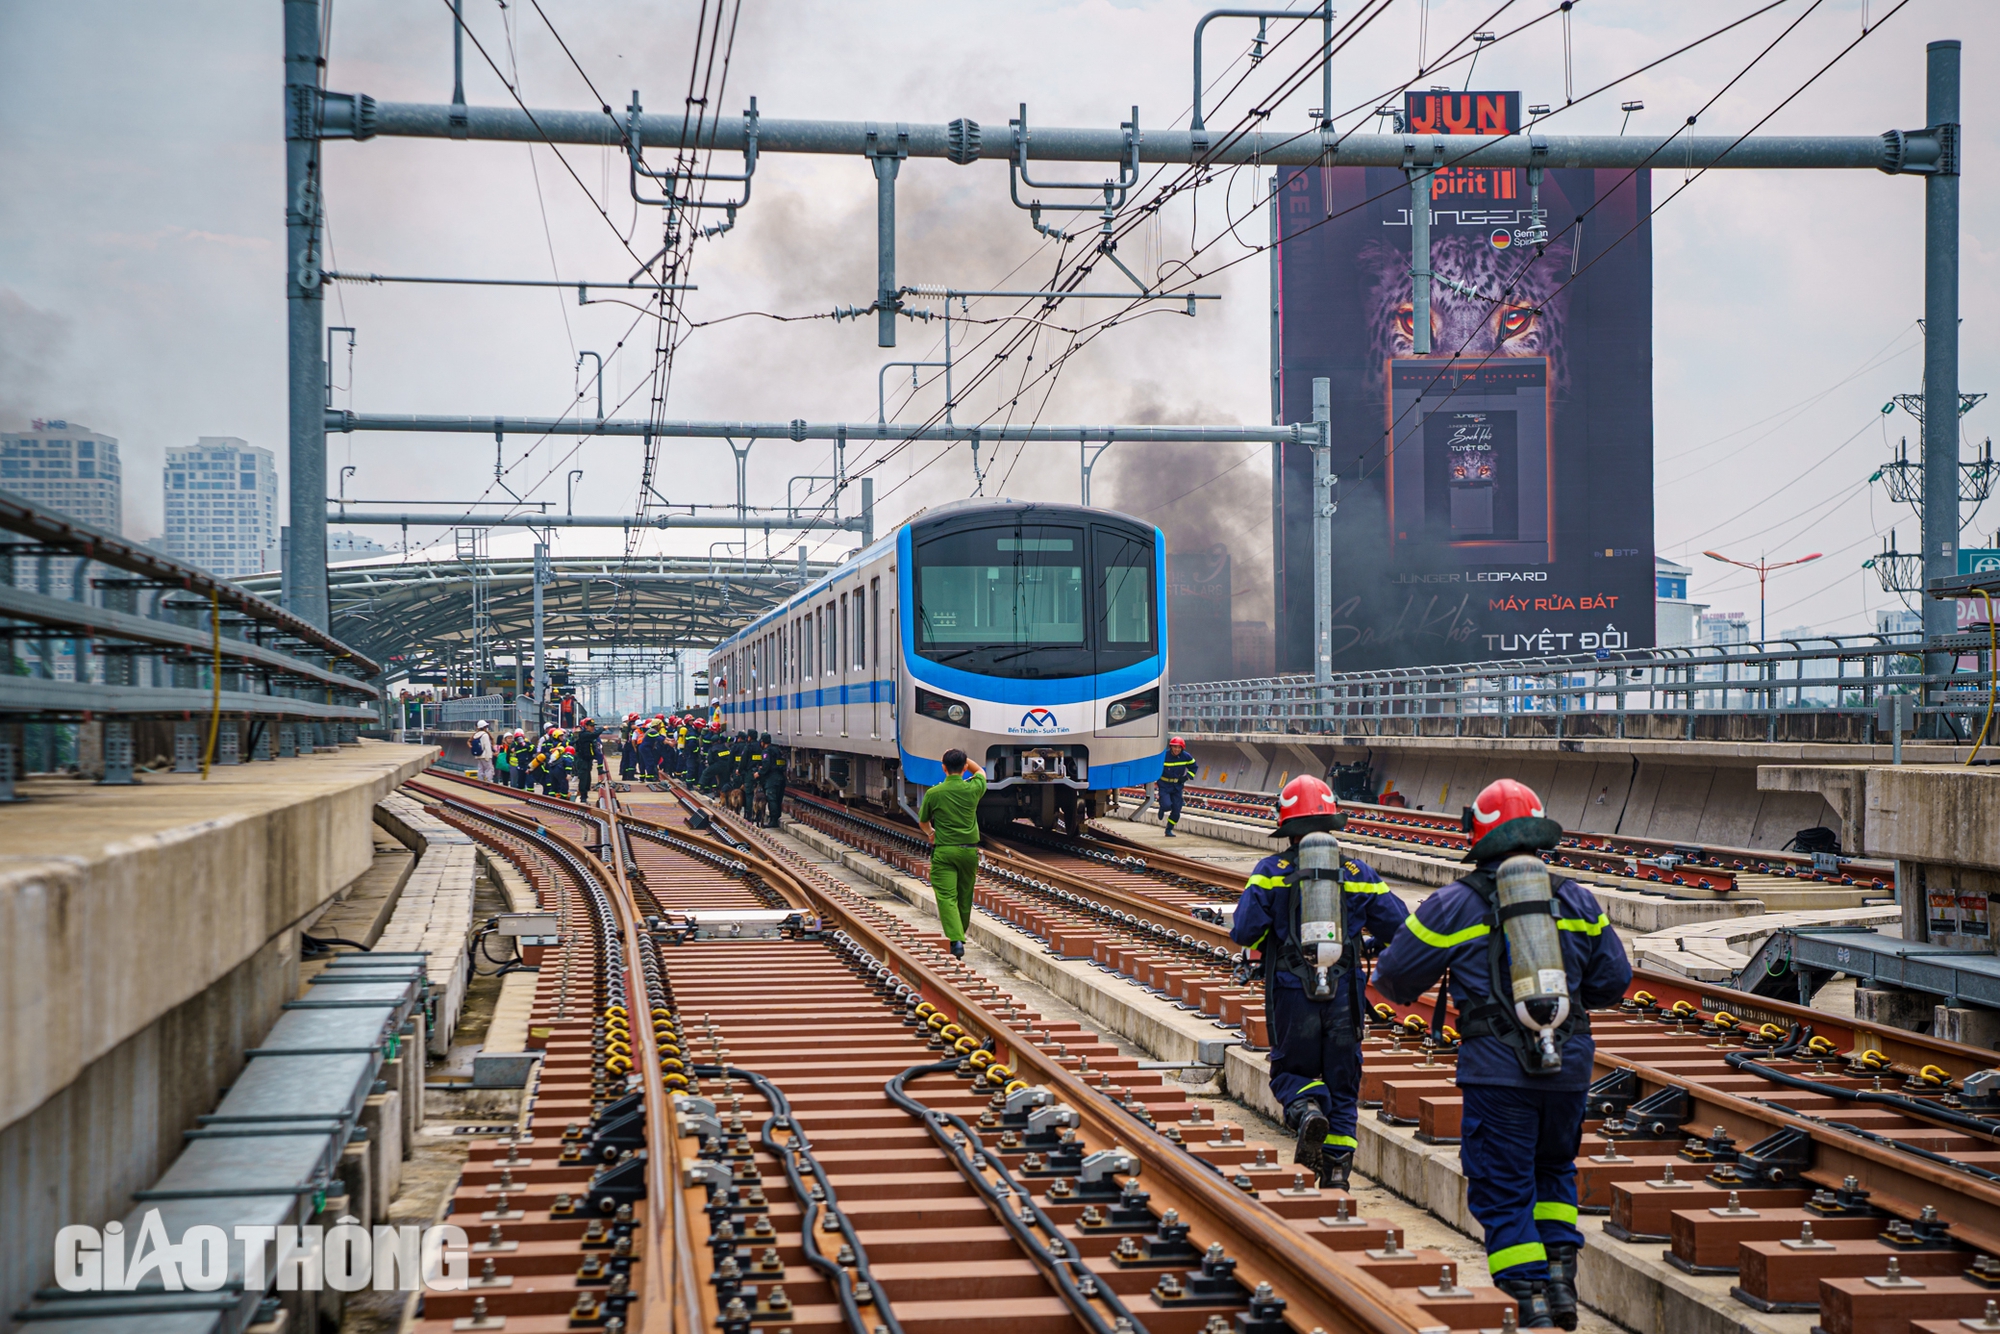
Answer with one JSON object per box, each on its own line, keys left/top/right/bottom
{"left": 1167, "top": 634, "right": 1992, "bottom": 742}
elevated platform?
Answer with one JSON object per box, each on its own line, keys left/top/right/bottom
{"left": 0, "top": 740, "right": 435, "bottom": 1319}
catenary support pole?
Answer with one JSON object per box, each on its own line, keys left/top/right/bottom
{"left": 532, "top": 540, "right": 547, "bottom": 730}
{"left": 868, "top": 125, "right": 907, "bottom": 349}
{"left": 860, "top": 476, "right": 874, "bottom": 546}
{"left": 1408, "top": 163, "right": 1433, "bottom": 356}
{"left": 1922, "top": 39, "right": 1962, "bottom": 728}
{"left": 1313, "top": 377, "right": 1333, "bottom": 683}
{"left": 1269, "top": 173, "right": 1282, "bottom": 428}
{"left": 284, "top": 0, "right": 329, "bottom": 627}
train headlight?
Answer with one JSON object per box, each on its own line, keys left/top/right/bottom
{"left": 915, "top": 686, "right": 972, "bottom": 728}
{"left": 1104, "top": 688, "right": 1159, "bottom": 728}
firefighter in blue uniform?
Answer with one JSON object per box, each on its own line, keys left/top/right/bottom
{"left": 1156, "top": 737, "right": 1196, "bottom": 836}
{"left": 1229, "top": 774, "right": 1407, "bottom": 1190}
{"left": 1371, "top": 779, "right": 1632, "bottom": 1330}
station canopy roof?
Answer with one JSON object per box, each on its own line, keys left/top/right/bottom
{"left": 236, "top": 531, "right": 842, "bottom": 679}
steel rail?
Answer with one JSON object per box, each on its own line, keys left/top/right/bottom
{"left": 405, "top": 779, "right": 689, "bottom": 1333}
{"left": 591, "top": 780, "right": 696, "bottom": 1334}
{"left": 1595, "top": 1044, "right": 2000, "bottom": 1254}
{"left": 671, "top": 785, "right": 1448, "bottom": 1334}
{"left": 784, "top": 790, "right": 1238, "bottom": 951}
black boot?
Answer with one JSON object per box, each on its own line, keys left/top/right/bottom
{"left": 1544, "top": 1244, "right": 1579, "bottom": 1331}
{"left": 1318, "top": 1149, "right": 1354, "bottom": 1192}
{"left": 1284, "top": 1098, "right": 1329, "bottom": 1172}
{"left": 1495, "top": 1277, "right": 1556, "bottom": 1329}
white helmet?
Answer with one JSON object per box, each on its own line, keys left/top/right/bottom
{"left": 476, "top": 719, "right": 489, "bottom": 729}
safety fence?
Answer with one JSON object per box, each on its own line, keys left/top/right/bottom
{"left": 1165, "top": 634, "right": 2000, "bottom": 743}
{"left": 0, "top": 486, "right": 382, "bottom": 781}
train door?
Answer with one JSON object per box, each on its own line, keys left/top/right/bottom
{"left": 865, "top": 579, "right": 879, "bottom": 740}
{"left": 838, "top": 592, "right": 850, "bottom": 738}
{"left": 813, "top": 606, "right": 825, "bottom": 738}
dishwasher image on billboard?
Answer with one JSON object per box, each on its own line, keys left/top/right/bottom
{"left": 1386, "top": 357, "right": 1550, "bottom": 562}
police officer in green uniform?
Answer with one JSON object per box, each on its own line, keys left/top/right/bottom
{"left": 918, "top": 749, "right": 985, "bottom": 958}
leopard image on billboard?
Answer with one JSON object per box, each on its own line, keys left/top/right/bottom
{"left": 1270, "top": 91, "right": 1654, "bottom": 672}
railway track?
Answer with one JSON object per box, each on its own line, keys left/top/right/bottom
{"left": 401, "top": 768, "right": 1517, "bottom": 1334}
{"left": 777, "top": 790, "right": 1284, "bottom": 1045}
{"left": 668, "top": 774, "right": 2000, "bottom": 1333}
{"left": 1140, "top": 784, "right": 1896, "bottom": 898}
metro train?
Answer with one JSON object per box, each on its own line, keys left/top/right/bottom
{"left": 709, "top": 498, "right": 1167, "bottom": 829}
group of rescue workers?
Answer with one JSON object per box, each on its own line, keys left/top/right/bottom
{"left": 467, "top": 713, "right": 788, "bottom": 825}
{"left": 913, "top": 735, "right": 1631, "bottom": 1330}
{"left": 471, "top": 716, "right": 605, "bottom": 800}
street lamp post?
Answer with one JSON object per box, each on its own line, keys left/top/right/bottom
{"left": 1701, "top": 550, "right": 1824, "bottom": 644}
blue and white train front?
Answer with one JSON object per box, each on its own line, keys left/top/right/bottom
{"left": 895, "top": 500, "right": 1166, "bottom": 829}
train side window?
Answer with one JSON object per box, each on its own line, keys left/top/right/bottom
{"left": 853, "top": 588, "right": 865, "bottom": 670}
{"left": 868, "top": 578, "right": 880, "bottom": 670}
{"left": 840, "top": 593, "right": 850, "bottom": 675}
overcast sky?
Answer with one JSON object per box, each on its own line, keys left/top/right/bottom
{"left": 1, "top": 0, "right": 1993, "bottom": 641}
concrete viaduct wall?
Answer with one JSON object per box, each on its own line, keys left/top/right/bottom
{"left": 1175, "top": 732, "right": 1918, "bottom": 851}
{"left": 0, "top": 741, "right": 435, "bottom": 1319}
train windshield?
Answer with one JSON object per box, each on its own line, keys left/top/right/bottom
{"left": 913, "top": 516, "right": 1157, "bottom": 679}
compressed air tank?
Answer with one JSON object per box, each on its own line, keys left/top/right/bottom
{"left": 1495, "top": 853, "right": 1571, "bottom": 1070}
{"left": 1296, "top": 831, "right": 1345, "bottom": 999}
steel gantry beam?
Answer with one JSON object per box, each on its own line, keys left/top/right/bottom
{"left": 327, "top": 509, "right": 867, "bottom": 532}
{"left": 286, "top": 1, "right": 1960, "bottom": 705}
{"left": 320, "top": 97, "right": 1916, "bottom": 172}
{"left": 324, "top": 410, "right": 1314, "bottom": 445}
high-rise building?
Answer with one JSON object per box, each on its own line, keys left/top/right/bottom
{"left": 1877, "top": 608, "right": 1923, "bottom": 638}
{"left": 164, "top": 438, "right": 279, "bottom": 580}
{"left": 1654, "top": 556, "right": 1708, "bottom": 648}
{"left": 1699, "top": 611, "right": 1750, "bottom": 646}
{"left": 0, "top": 420, "right": 123, "bottom": 532}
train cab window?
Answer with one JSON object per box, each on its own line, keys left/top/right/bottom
{"left": 1096, "top": 526, "right": 1154, "bottom": 647}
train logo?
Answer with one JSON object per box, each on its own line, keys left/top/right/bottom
{"left": 1014, "top": 708, "right": 1063, "bottom": 733}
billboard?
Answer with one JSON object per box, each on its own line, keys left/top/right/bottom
{"left": 1272, "top": 95, "right": 1654, "bottom": 672}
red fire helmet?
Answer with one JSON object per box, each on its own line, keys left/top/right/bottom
{"left": 1463, "top": 778, "right": 1563, "bottom": 863}
{"left": 1168, "top": 736, "right": 1186, "bottom": 748}
{"left": 1272, "top": 774, "right": 1345, "bottom": 840}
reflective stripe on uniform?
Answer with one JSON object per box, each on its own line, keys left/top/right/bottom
{"left": 1402, "top": 913, "right": 1491, "bottom": 949}
{"left": 1298, "top": 1080, "right": 1327, "bottom": 1093}
{"left": 1325, "top": 1133, "right": 1358, "bottom": 1148}
{"left": 1487, "top": 1242, "right": 1548, "bottom": 1274}
{"left": 1246, "top": 874, "right": 1287, "bottom": 889}
{"left": 1344, "top": 879, "right": 1391, "bottom": 895}
{"left": 1557, "top": 914, "right": 1610, "bottom": 936}
{"left": 1533, "top": 1202, "right": 1579, "bottom": 1224}
{"left": 1250, "top": 930, "right": 1270, "bottom": 950}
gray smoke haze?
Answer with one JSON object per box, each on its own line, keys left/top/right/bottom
{"left": 3, "top": 1, "right": 1997, "bottom": 641}
{"left": 0, "top": 290, "right": 74, "bottom": 433}
{"left": 1093, "top": 382, "right": 1273, "bottom": 627}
